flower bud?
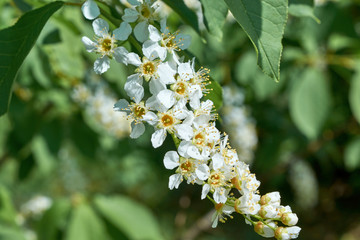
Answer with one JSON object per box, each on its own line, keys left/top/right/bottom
{"left": 254, "top": 221, "right": 275, "bottom": 238}
{"left": 259, "top": 205, "right": 278, "bottom": 219}
{"left": 260, "top": 192, "right": 281, "bottom": 206}
{"left": 275, "top": 226, "right": 301, "bottom": 239}
{"left": 281, "top": 212, "right": 298, "bottom": 226}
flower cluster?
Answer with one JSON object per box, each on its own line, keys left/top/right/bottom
{"left": 221, "top": 85, "right": 258, "bottom": 164}
{"left": 72, "top": 79, "right": 131, "bottom": 138}
{"left": 80, "top": 1, "right": 300, "bottom": 239}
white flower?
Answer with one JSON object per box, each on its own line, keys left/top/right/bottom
{"left": 211, "top": 203, "right": 234, "bottom": 228}
{"left": 201, "top": 167, "right": 232, "bottom": 204}
{"left": 82, "top": 18, "right": 131, "bottom": 74}
{"left": 21, "top": 196, "right": 52, "bottom": 216}
{"left": 122, "top": 0, "right": 159, "bottom": 42}
{"left": 114, "top": 98, "right": 157, "bottom": 139}
{"left": 260, "top": 192, "right": 281, "bottom": 206}
{"left": 81, "top": 0, "right": 100, "bottom": 20}
{"left": 236, "top": 193, "right": 261, "bottom": 215}
{"left": 143, "top": 19, "right": 191, "bottom": 61}
{"left": 281, "top": 212, "right": 299, "bottom": 226}
{"left": 254, "top": 221, "right": 276, "bottom": 238}
{"left": 163, "top": 147, "right": 209, "bottom": 189}
{"left": 150, "top": 105, "right": 192, "bottom": 148}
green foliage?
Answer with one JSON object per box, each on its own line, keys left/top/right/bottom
{"left": 349, "top": 67, "right": 360, "bottom": 124}
{"left": 94, "top": 195, "right": 165, "bottom": 240}
{"left": 200, "top": 0, "right": 228, "bottom": 41}
{"left": 224, "top": 0, "right": 288, "bottom": 82}
{"left": 0, "top": 1, "right": 64, "bottom": 116}
{"left": 344, "top": 137, "right": 360, "bottom": 171}
{"left": 162, "top": 0, "right": 201, "bottom": 35}
{"left": 65, "top": 202, "right": 109, "bottom": 240}
{"left": 290, "top": 68, "right": 331, "bottom": 139}
{"left": 289, "top": 0, "right": 320, "bottom": 23}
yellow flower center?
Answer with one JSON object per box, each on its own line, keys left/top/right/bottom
{"left": 142, "top": 62, "right": 155, "bottom": 75}
{"left": 161, "top": 114, "right": 174, "bottom": 127}
{"left": 134, "top": 105, "right": 146, "bottom": 118}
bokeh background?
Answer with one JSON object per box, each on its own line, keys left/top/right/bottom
{"left": 1, "top": 0, "right": 360, "bottom": 239}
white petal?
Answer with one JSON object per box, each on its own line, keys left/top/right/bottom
{"left": 201, "top": 184, "right": 211, "bottom": 199}
{"left": 134, "top": 21, "right": 149, "bottom": 42}
{"left": 157, "top": 89, "right": 175, "bottom": 110}
{"left": 113, "top": 47, "right": 129, "bottom": 64}
{"left": 81, "top": 36, "right": 96, "bottom": 52}
{"left": 148, "top": 24, "right": 162, "bottom": 41}
{"left": 142, "top": 40, "right": 160, "bottom": 59}
{"left": 92, "top": 18, "right": 109, "bottom": 37}
{"left": 126, "top": 52, "right": 142, "bottom": 66}
{"left": 178, "top": 61, "right": 193, "bottom": 80}
{"left": 81, "top": 0, "right": 100, "bottom": 20}
{"left": 114, "top": 22, "right": 132, "bottom": 41}
{"left": 113, "top": 99, "right": 131, "bottom": 113}
{"left": 176, "top": 34, "right": 191, "bottom": 50}
{"left": 149, "top": 78, "right": 166, "bottom": 95}
{"left": 160, "top": 18, "right": 167, "bottom": 33}
{"left": 174, "top": 124, "right": 193, "bottom": 141}
{"left": 124, "top": 81, "right": 144, "bottom": 103}
{"left": 142, "top": 111, "right": 158, "bottom": 125}
{"left": 187, "top": 145, "right": 202, "bottom": 160}
{"left": 214, "top": 188, "right": 227, "bottom": 204}
{"left": 151, "top": 129, "right": 167, "bottom": 148}
{"left": 212, "top": 153, "right": 224, "bottom": 170}
{"left": 178, "top": 141, "right": 191, "bottom": 158}
{"left": 169, "top": 174, "right": 182, "bottom": 190}
{"left": 94, "top": 56, "right": 110, "bottom": 74}
{"left": 122, "top": 8, "right": 139, "bottom": 22}
{"left": 196, "top": 164, "right": 210, "bottom": 180}
{"left": 130, "top": 122, "right": 145, "bottom": 138}
{"left": 158, "top": 63, "right": 176, "bottom": 84}
{"left": 163, "top": 151, "right": 180, "bottom": 169}
{"left": 128, "top": 0, "right": 141, "bottom": 6}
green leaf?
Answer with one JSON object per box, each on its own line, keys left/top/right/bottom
{"left": 0, "top": 185, "right": 17, "bottom": 224}
{"left": 94, "top": 195, "right": 165, "bottom": 240}
{"left": 349, "top": 68, "right": 360, "bottom": 124}
{"left": 203, "top": 78, "right": 223, "bottom": 110}
{"left": 65, "top": 203, "right": 109, "bottom": 240}
{"left": 224, "top": 0, "right": 288, "bottom": 82}
{"left": 37, "top": 198, "right": 71, "bottom": 240}
{"left": 344, "top": 137, "right": 360, "bottom": 171}
{"left": 0, "top": 1, "right": 64, "bottom": 116}
{"left": 290, "top": 68, "right": 331, "bottom": 139}
{"left": 289, "top": 0, "right": 320, "bottom": 23}
{"left": 0, "top": 227, "right": 26, "bottom": 240}
{"left": 200, "top": 0, "right": 228, "bottom": 40}
{"left": 162, "top": 0, "right": 201, "bottom": 36}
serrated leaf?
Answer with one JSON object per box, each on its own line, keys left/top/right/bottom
{"left": 200, "top": 0, "right": 228, "bottom": 41}
{"left": 0, "top": 1, "right": 64, "bottom": 116}
{"left": 344, "top": 137, "right": 360, "bottom": 171}
{"left": 162, "top": 0, "right": 201, "bottom": 36}
{"left": 289, "top": 0, "right": 320, "bottom": 23}
{"left": 65, "top": 203, "right": 109, "bottom": 240}
{"left": 94, "top": 195, "right": 165, "bottom": 240}
{"left": 349, "top": 69, "right": 360, "bottom": 124}
{"left": 290, "top": 68, "right": 331, "bottom": 139}
{"left": 224, "top": 0, "right": 288, "bottom": 82}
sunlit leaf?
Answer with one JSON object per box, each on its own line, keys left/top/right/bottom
{"left": 200, "top": 0, "right": 228, "bottom": 41}
{"left": 0, "top": 1, "right": 64, "bottom": 116}
{"left": 344, "top": 137, "right": 360, "bottom": 171}
{"left": 224, "top": 0, "right": 288, "bottom": 82}
{"left": 162, "top": 0, "right": 201, "bottom": 36}
{"left": 94, "top": 195, "right": 165, "bottom": 240}
{"left": 290, "top": 68, "right": 331, "bottom": 139}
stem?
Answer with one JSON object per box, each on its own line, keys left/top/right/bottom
{"left": 64, "top": 2, "right": 82, "bottom": 7}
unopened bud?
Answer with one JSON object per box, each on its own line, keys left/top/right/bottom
{"left": 281, "top": 213, "right": 298, "bottom": 226}
{"left": 254, "top": 221, "right": 276, "bottom": 238}
{"left": 259, "top": 205, "right": 278, "bottom": 219}
{"left": 260, "top": 192, "right": 281, "bottom": 206}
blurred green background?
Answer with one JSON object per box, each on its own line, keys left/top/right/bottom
{"left": 1, "top": 0, "right": 360, "bottom": 239}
